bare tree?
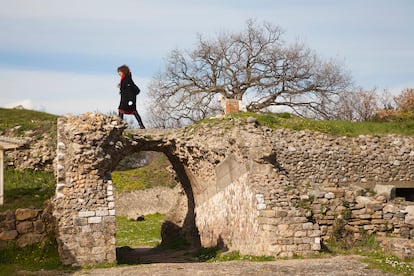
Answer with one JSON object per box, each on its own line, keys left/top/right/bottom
{"left": 394, "top": 88, "right": 414, "bottom": 112}
{"left": 335, "top": 88, "right": 379, "bottom": 121}
{"left": 148, "top": 19, "right": 352, "bottom": 126}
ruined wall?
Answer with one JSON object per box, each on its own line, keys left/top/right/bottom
{"left": 52, "top": 113, "right": 414, "bottom": 265}
{"left": 167, "top": 117, "right": 414, "bottom": 258}
{"left": 53, "top": 113, "right": 127, "bottom": 266}
{"left": 0, "top": 207, "right": 53, "bottom": 247}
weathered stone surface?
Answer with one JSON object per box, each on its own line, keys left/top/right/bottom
{"left": 374, "top": 184, "right": 396, "bottom": 200}
{"left": 405, "top": 206, "right": 414, "bottom": 225}
{"left": 16, "top": 233, "right": 43, "bottom": 247}
{"left": 15, "top": 209, "right": 40, "bottom": 221}
{"left": 51, "top": 113, "right": 414, "bottom": 266}
{"left": 0, "top": 230, "right": 18, "bottom": 240}
{"left": 16, "top": 221, "right": 33, "bottom": 234}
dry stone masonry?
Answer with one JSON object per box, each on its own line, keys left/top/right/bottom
{"left": 52, "top": 113, "right": 414, "bottom": 266}
{"left": 0, "top": 207, "right": 53, "bottom": 247}
{"left": 53, "top": 114, "right": 127, "bottom": 266}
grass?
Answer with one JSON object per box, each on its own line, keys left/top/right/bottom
{"left": 322, "top": 235, "right": 414, "bottom": 275}
{"left": 0, "top": 107, "right": 57, "bottom": 138}
{"left": 0, "top": 168, "right": 55, "bottom": 211}
{"left": 116, "top": 213, "right": 165, "bottom": 247}
{"left": 112, "top": 154, "right": 177, "bottom": 193}
{"left": 196, "top": 112, "right": 414, "bottom": 137}
{"left": 0, "top": 236, "right": 73, "bottom": 275}
{"left": 195, "top": 247, "right": 275, "bottom": 262}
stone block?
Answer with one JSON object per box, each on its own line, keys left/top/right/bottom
{"left": 73, "top": 217, "right": 88, "bottom": 226}
{"left": 260, "top": 209, "right": 276, "bottom": 218}
{"left": 298, "top": 244, "right": 311, "bottom": 251}
{"left": 371, "top": 219, "right": 386, "bottom": 225}
{"left": 16, "top": 233, "right": 43, "bottom": 247}
{"left": 349, "top": 220, "right": 370, "bottom": 226}
{"left": 88, "top": 217, "right": 102, "bottom": 224}
{"left": 15, "top": 209, "right": 40, "bottom": 221}
{"left": 404, "top": 206, "right": 414, "bottom": 225}
{"left": 0, "top": 230, "right": 18, "bottom": 240}
{"left": 356, "top": 214, "right": 372, "bottom": 220}
{"left": 352, "top": 208, "right": 366, "bottom": 215}
{"left": 16, "top": 221, "right": 33, "bottom": 234}
{"left": 366, "top": 202, "right": 383, "bottom": 211}
{"left": 78, "top": 211, "right": 95, "bottom": 217}
{"left": 311, "top": 240, "right": 321, "bottom": 251}
{"left": 286, "top": 244, "right": 297, "bottom": 251}
{"left": 302, "top": 222, "right": 314, "bottom": 230}
{"left": 374, "top": 184, "right": 395, "bottom": 200}
{"left": 262, "top": 224, "right": 276, "bottom": 231}
{"left": 344, "top": 225, "right": 359, "bottom": 232}
{"left": 0, "top": 219, "right": 15, "bottom": 231}
{"left": 274, "top": 210, "right": 288, "bottom": 218}
{"left": 308, "top": 230, "right": 322, "bottom": 237}
{"left": 96, "top": 210, "right": 109, "bottom": 216}
{"left": 383, "top": 204, "right": 398, "bottom": 214}
{"left": 294, "top": 231, "right": 307, "bottom": 237}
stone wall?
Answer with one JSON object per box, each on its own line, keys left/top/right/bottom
{"left": 268, "top": 129, "right": 414, "bottom": 186}
{"left": 52, "top": 113, "right": 127, "bottom": 266}
{"left": 52, "top": 113, "right": 414, "bottom": 265}
{"left": 166, "top": 118, "right": 414, "bottom": 258}
{"left": 0, "top": 207, "right": 53, "bottom": 247}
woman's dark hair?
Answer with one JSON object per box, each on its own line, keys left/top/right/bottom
{"left": 117, "top": 65, "right": 130, "bottom": 75}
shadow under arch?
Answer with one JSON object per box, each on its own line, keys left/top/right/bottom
{"left": 162, "top": 152, "right": 201, "bottom": 249}
{"left": 112, "top": 142, "right": 201, "bottom": 264}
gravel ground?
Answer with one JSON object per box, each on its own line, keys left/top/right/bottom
{"left": 70, "top": 255, "right": 396, "bottom": 276}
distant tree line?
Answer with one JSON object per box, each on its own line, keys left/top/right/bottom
{"left": 337, "top": 87, "right": 414, "bottom": 122}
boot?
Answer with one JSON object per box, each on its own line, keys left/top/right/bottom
{"left": 134, "top": 112, "right": 145, "bottom": 129}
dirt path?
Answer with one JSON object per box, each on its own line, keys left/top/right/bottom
{"left": 70, "top": 253, "right": 396, "bottom": 276}
{"left": 67, "top": 248, "right": 394, "bottom": 276}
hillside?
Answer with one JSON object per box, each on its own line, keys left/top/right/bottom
{"left": 199, "top": 112, "right": 414, "bottom": 137}
{"left": 0, "top": 108, "right": 58, "bottom": 172}
{"left": 0, "top": 107, "right": 58, "bottom": 137}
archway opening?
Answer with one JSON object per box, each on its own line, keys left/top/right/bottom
{"left": 111, "top": 151, "right": 200, "bottom": 264}
{"left": 395, "top": 188, "right": 414, "bottom": 202}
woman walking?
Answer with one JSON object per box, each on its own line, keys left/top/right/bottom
{"left": 117, "top": 65, "right": 145, "bottom": 129}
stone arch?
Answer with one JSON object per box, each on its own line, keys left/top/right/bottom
{"left": 114, "top": 145, "right": 201, "bottom": 248}
{"left": 52, "top": 113, "right": 414, "bottom": 266}
{"left": 52, "top": 114, "right": 201, "bottom": 266}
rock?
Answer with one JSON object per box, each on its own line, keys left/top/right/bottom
{"left": 246, "top": 117, "right": 257, "bottom": 124}
{"left": 355, "top": 196, "right": 371, "bottom": 206}
{"left": 0, "top": 230, "right": 18, "bottom": 240}
{"left": 383, "top": 204, "right": 398, "bottom": 214}
{"left": 15, "top": 209, "right": 40, "bottom": 221}
{"left": 16, "top": 233, "right": 43, "bottom": 247}
{"left": 374, "top": 184, "right": 395, "bottom": 200}
{"left": 16, "top": 221, "right": 33, "bottom": 234}
{"left": 404, "top": 206, "right": 414, "bottom": 225}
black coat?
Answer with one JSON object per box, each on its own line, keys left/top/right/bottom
{"left": 118, "top": 73, "right": 140, "bottom": 113}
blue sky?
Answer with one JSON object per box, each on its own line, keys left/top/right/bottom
{"left": 0, "top": 0, "right": 413, "bottom": 120}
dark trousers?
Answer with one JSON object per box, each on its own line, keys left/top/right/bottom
{"left": 119, "top": 111, "right": 145, "bottom": 129}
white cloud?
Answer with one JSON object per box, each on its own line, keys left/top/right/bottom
{"left": 4, "top": 99, "right": 34, "bottom": 110}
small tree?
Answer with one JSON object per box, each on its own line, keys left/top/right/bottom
{"left": 374, "top": 88, "right": 414, "bottom": 122}
{"left": 335, "top": 88, "right": 379, "bottom": 121}
{"left": 148, "top": 19, "right": 353, "bottom": 126}
{"left": 394, "top": 88, "right": 414, "bottom": 112}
